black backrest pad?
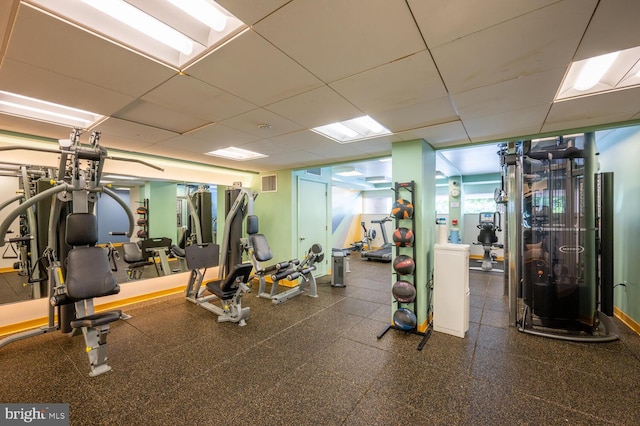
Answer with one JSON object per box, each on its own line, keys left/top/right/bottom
{"left": 66, "top": 246, "right": 119, "bottom": 300}
{"left": 220, "top": 263, "right": 254, "bottom": 291}
{"left": 246, "top": 215, "right": 259, "bottom": 235}
{"left": 250, "top": 234, "right": 273, "bottom": 262}
{"left": 66, "top": 213, "right": 98, "bottom": 246}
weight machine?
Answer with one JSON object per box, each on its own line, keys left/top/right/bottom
{"left": 500, "top": 134, "right": 618, "bottom": 341}
{"left": 0, "top": 128, "right": 162, "bottom": 375}
{"left": 184, "top": 184, "right": 255, "bottom": 326}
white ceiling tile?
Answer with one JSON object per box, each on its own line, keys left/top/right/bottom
{"left": 330, "top": 50, "right": 448, "bottom": 113}
{"left": 373, "top": 96, "right": 459, "bottom": 132}
{"left": 0, "top": 58, "right": 135, "bottom": 116}
{"left": 0, "top": 113, "right": 68, "bottom": 140}
{"left": 141, "top": 75, "right": 256, "bottom": 122}
{"left": 113, "top": 100, "right": 211, "bottom": 134}
{"left": 464, "top": 104, "right": 550, "bottom": 142}
{"left": 7, "top": 5, "right": 176, "bottom": 97}
{"left": 453, "top": 67, "right": 565, "bottom": 120}
{"left": 265, "top": 86, "right": 362, "bottom": 128}
{"left": 409, "top": 0, "right": 560, "bottom": 48}
{"left": 432, "top": 0, "right": 597, "bottom": 94}
{"left": 0, "top": 1, "right": 19, "bottom": 57}
{"left": 542, "top": 87, "right": 640, "bottom": 134}
{"left": 183, "top": 123, "right": 261, "bottom": 148}
{"left": 575, "top": 0, "right": 640, "bottom": 60}
{"left": 185, "top": 30, "right": 324, "bottom": 106}
{"left": 93, "top": 118, "right": 177, "bottom": 148}
{"left": 218, "top": 108, "right": 303, "bottom": 139}
{"left": 215, "top": 0, "right": 291, "bottom": 26}
{"left": 396, "top": 121, "right": 471, "bottom": 147}
{"left": 253, "top": 0, "right": 425, "bottom": 82}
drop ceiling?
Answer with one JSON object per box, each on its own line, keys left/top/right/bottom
{"left": 1, "top": 0, "right": 639, "bottom": 178}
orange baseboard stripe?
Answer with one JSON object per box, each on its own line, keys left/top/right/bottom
{"left": 0, "top": 286, "right": 184, "bottom": 338}
{"left": 614, "top": 306, "right": 640, "bottom": 336}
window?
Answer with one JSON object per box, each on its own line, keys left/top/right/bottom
{"left": 463, "top": 193, "right": 497, "bottom": 214}
{"left": 363, "top": 196, "right": 392, "bottom": 215}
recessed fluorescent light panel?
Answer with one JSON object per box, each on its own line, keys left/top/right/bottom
{"left": 312, "top": 115, "right": 392, "bottom": 143}
{"left": 555, "top": 45, "right": 640, "bottom": 101}
{"left": 205, "top": 147, "right": 268, "bottom": 161}
{"left": 0, "top": 90, "right": 104, "bottom": 128}
{"left": 365, "top": 176, "right": 391, "bottom": 184}
{"left": 24, "top": 0, "right": 247, "bottom": 69}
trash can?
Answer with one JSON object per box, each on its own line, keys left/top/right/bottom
{"left": 331, "top": 250, "right": 346, "bottom": 287}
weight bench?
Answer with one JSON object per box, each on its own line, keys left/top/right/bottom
{"left": 184, "top": 243, "right": 251, "bottom": 326}
{"left": 51, "top": 213, "right": 123, "bottom": 377}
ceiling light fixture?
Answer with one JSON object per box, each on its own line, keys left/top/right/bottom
{"left": 365, "top": 176, "right": 391, "bottom": 184}
{"left": 312, "top": 115, "right": 392, "bottom": 143}
{"left": 82, "top": 0, "right": 194, "bottom": 54}
{"left": 166, "top": 0, "right": 227, "bottom": 31}
{"left": 0, "top": 90, "right": 103, "bottom": 128}
{"left": 205, "top": 146, "right": 268, "bottom": 161}
{"left": 573, "top": 51, "right": 619, "bottom": 91}
{"left": 555, "top": 45, "right": 640, "bottom": 101}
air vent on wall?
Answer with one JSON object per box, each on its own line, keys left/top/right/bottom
{"left": 305, "top": 168, "right": 322, "bottom": 177}
{"left": 261, "top": 174, "right": 277, "bottom": 192}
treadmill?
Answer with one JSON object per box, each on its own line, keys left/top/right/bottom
{"left": 361, "top": 217, "right": 392, "bottom": 262}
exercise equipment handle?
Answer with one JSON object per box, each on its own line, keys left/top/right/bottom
{"left": 0, "top": 183, "right": 72, "bottom": 243}
{"left": 109, "top": 232, "right": 127, "bottom": 236}
{"left": 7, "top": 235, "right": 34, "bottom": 243}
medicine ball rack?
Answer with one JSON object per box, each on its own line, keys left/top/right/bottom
{"left": 136, "top": 198, "right": 149, "bottom": 239}
{"left": 377, "top": 180, "right": 432, "bottom": 350}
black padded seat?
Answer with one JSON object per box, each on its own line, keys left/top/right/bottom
{"left": 70, "top": 310, "right": 122, "bottom": 329}
{"left": 478, "top": 224, "right": 498, "bottom": 245}
{"left": 206, "top": 263, "right": 253, "bottom": 299}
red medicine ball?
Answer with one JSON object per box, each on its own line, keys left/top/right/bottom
{"left": 393, "top": 254, "right": 415, "bottom": 275}
{"left": 392, "top": 227, "right": 414, "bottom": 247}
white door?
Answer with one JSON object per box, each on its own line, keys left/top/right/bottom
{"left": 297, "top": 177, "right": 328, "bottom": 276}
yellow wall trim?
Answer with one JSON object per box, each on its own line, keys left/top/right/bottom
{"left": 614, "top": 306, "right": 640, "bottom": 336}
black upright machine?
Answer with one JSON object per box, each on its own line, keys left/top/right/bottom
{"left": 501, "top": 134, "right": 617, "bottom": 341}
{"left": 361, "top": 217, "right": 393, "bottom": 262}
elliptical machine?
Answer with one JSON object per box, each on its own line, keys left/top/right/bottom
{"left": 473, "top": 212, "right": 502, "bottom": 272}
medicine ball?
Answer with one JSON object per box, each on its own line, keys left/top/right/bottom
{"left": 393, "top": 308, "right": 417, "bottom": 331}
{"left": 393, "top": 254, "right": 415, "bottom": 275}
{"left": 136, "top": 206, "right": 148, "bottom": 215}
{"left": 391, "top": 199, "right": 414, "bottom": 219}
{"left": 392, "top": 281, "right": 416, "bottom": 303}
{"left": 392, "top": 227, "right": 414, "bottom": 247}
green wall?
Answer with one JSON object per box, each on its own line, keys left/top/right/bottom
{"left": 597, "top": 125, "right": 640, "bottom": 325}
{"left": 391, "top": 139, "right": 436, "bottom": 332}
{"left": 251, "top": 170, "right": 295, "bottom": 261}
{"left": 145, "top": 181, "right": 177, "bottom": 240}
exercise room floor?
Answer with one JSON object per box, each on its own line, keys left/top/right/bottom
{"left": 1, "top": 255, "right": 639, "bottom": 425}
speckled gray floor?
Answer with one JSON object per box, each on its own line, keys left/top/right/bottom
{"left": 1, "top": 254, "right": 639, "bottom": 425}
